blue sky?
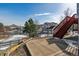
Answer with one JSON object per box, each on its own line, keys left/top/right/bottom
{"left": 0, "top": 3, "right": 76, "bottom": 26}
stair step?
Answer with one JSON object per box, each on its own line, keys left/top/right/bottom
{"left": 67, "top": 46, "right": 72, "bottom": 52}
{"left": 70, "top": 47, "right": 74, "bottom": 53}
{"left": 65, "top": 46, "right": 70, "bottom": 51}
{"left": 72, "top": 47, "right": 78, "bottom": 56}
{"left": 75, "top": 49, "right": 78, "bottom": 56}
{"left": 65, "top": 45, "right": 78, "bottom": 56}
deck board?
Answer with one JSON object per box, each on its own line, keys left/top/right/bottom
{"left": 25, "top": 38, "right": 66, "bottom": 56}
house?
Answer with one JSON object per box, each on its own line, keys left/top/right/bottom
{"left": 38, "top": 22, "right": 57, "bottom": 37}
{"left": 4, "top": 24, "right": 24, "bottom": 35}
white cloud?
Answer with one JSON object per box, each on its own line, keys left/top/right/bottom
{"left": 60, "top": 3, "right": 76, "bottom": 16}
{"left": 46, "top": 3, "right": 76, "bottom": 24}
{"left": 0, "top": 4, "right": 76, "bottom": 25}
{"left": 39, "top": 3, "right": 76, "bottom": 24}
{"left": 34, "top": 13, "right": 51, "bottom": 16}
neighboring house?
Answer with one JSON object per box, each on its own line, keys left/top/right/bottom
{"left": 38, "top": 22, "right": 57, "bottom": 37}
{"left": 0, "top": 28, "right": 4, "bottom": 32}
{"left": 0, "top": 27, "right": 5, "bottom": 35}
{"left": 4, "top": 24, "right": 24, "bottom": 35}
{"left": 41, "top": 22, "right": 57, "bottom": 34}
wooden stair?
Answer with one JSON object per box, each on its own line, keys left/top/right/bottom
{"left": 65, "top": 45, "right": 78, "bottom": 56}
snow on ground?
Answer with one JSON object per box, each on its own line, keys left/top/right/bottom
{"left": 0, "top": 35, "right": 27, "bottom": 50}
{"left": 0, "top": 46, "right": 10, "bottom": 51}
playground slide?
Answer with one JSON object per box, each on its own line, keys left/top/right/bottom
{"left": 53, "top": 14, "right": 78, "bottom": 39}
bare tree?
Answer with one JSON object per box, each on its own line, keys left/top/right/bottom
{"left": 64, "top": 8, "right": 72, "bottom": 17}
{"left": 60, "top": 8, "right": 72, "bottom": 22}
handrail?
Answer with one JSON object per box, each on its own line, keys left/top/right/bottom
{"left": 53, "top": 16, "right": 70, "bottom": 30}
{"left": 53, "top": 14, "right": 78, "bottom": 38}
{"left": 53, "top": 16, "right": 71, "bottom": 34}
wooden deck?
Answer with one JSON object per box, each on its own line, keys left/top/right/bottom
{"left": 24, "top": 38, "right": 67, "bottom": 56}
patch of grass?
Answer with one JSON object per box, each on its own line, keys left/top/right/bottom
{"left": 9, "top": 43, "right": 29, "bottom": 56}
{"left": 0, "top": 43, "right": 20, "bottom": 56}
{"left": 0, "top": 50, "right": 6, "bottom": 56}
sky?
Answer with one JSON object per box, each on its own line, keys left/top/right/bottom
{"left": 0, "top": 3, "right": 76, "bottom": 26}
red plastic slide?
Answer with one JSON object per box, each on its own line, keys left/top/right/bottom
{"left": 53, "top": 14, "right": 78, "bottom": 39}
